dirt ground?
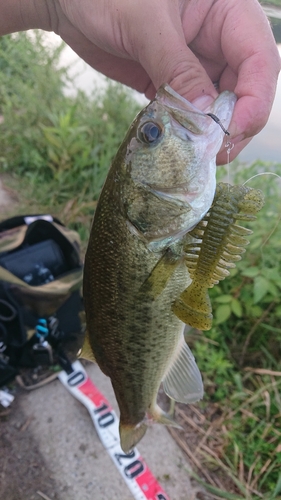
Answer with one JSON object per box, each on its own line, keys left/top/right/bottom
{"left": 0, "top": 178, "right": 213, "bottom": 500}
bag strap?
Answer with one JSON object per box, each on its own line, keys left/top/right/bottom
{"left": 0, "top": 214, "right": 63, "bottom": 233}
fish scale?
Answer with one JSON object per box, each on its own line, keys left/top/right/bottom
{"left": 82, "top": 84, "right": 237, "bottom": 452}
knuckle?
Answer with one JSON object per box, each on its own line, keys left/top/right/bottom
{"left": 165, "top": 59, "right": 214, "bottom": 101}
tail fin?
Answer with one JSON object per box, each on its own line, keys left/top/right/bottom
{"left": 119, "top": 406, "right": 181, "bottom": 452}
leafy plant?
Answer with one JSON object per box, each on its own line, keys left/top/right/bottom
{"left": 1, "top": 29, "right": 281, "bottom": 498}
{"left": 0, "top": 32, "right": 68, "bottom": 172}
{"left": 186, "top": 162, "right": 281, "bottom": 496}
{"left": 0, "top": 32, "right": 141, "bottom": 240}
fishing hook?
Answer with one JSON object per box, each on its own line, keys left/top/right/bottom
{"left": 206, "top": 112, "right": 230, "bottom": 136}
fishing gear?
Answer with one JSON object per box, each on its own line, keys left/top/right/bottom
{"left": 206, "top": 112, "right": 230, "bottom": 135}
{"left": 0, "top": 214, "right": 84, "bottom": 387}
{"left": 172, "top": 182, "right": 265, "bottom": 330}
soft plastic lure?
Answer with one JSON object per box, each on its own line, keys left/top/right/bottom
{"left": 172, "top": 182, "right": 265, "bottom": 330}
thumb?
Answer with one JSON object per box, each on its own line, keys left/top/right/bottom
{"left": 132, "top": 2, "right": 217, "bottom": 106}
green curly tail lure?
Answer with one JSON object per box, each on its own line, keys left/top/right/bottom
{"left": 172, "top": 182, "right": 265, "bottom": 330}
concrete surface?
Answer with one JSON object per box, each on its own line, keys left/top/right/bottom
{"left": 1, "top": 177, "right": 204, "bottom": 500}
{"left": 18, "top": 363, "right": 201, "bottom": 500}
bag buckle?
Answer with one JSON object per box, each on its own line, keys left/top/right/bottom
{"left": 33, "top": 318, "right": 53, "bottom": 365}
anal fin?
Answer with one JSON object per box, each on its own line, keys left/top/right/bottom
{"left": 163, "top": 335, "right": 203, "bottom": 403}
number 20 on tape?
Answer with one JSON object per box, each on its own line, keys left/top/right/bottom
{"left": 58, "top": 361, "right": 170, "bottom": 500}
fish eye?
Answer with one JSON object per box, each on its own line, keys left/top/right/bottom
{"left": 138, "top": 121, "right": 162, "bottom": 145}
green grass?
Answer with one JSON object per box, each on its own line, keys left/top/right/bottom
{"left": 261, "top": 0, "right": 281, "bottom": 7}
{"left": 0, "top": 32, "right": 141, "bottom": 245}
{"left": 183, "top": 162, "right": 281, "bottom": 498}
{"left": 1, "top": 31, "right": 281, "bottom": 498}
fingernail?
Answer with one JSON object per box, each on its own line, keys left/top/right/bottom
{"left": 192, "top": 94, "right": 215, "bottom": 111}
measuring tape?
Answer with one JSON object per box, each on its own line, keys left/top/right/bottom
{"left": 58, "top": 361, "right": 170, "bottom": 500}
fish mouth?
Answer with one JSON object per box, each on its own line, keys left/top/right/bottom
{"left": 156, "top": 84, "right": 237, "bottom": 139}
{"left": 157, "top": 84, "right": 211, "bottom": 135}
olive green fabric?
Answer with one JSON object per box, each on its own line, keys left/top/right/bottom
{"left": 0, "top": 220, "right": 83, "bottom": 317}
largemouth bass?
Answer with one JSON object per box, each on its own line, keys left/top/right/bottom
{"left": 82, "top": 84, "right": 236, "bottom": 452}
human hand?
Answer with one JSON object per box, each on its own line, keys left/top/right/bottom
{"left": 25, "top": 0, "right": 280, "bottom": 164}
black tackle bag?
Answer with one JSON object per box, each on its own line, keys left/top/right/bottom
{"left": 0, "top": 214, "right": 85, "bottom": 386}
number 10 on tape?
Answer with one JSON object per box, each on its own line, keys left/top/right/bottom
{"left": 58, "top": 361, "right": 170, "bottom": 500}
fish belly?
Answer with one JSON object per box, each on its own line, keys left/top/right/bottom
{"left": 84, "top": 210, "right": 187, "bottom": 414}
{"left": 83, "top": 193, "right": 202, "bottom": 451}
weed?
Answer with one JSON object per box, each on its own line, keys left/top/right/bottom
{"left": 185, "top": 162, "right": 281, "bottom": 497}
{"left": 0, "top": 32, "right": 140, "bottom": 243}
{"left": 1, "top": 31, "right": 281, "bottom": 497}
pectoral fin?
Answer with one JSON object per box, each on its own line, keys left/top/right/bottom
{"left": 139, "top": 248, "right": 180, "bottom": 299}
{"left": 162, "top": 335, "right": 203, "bottom": 403}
